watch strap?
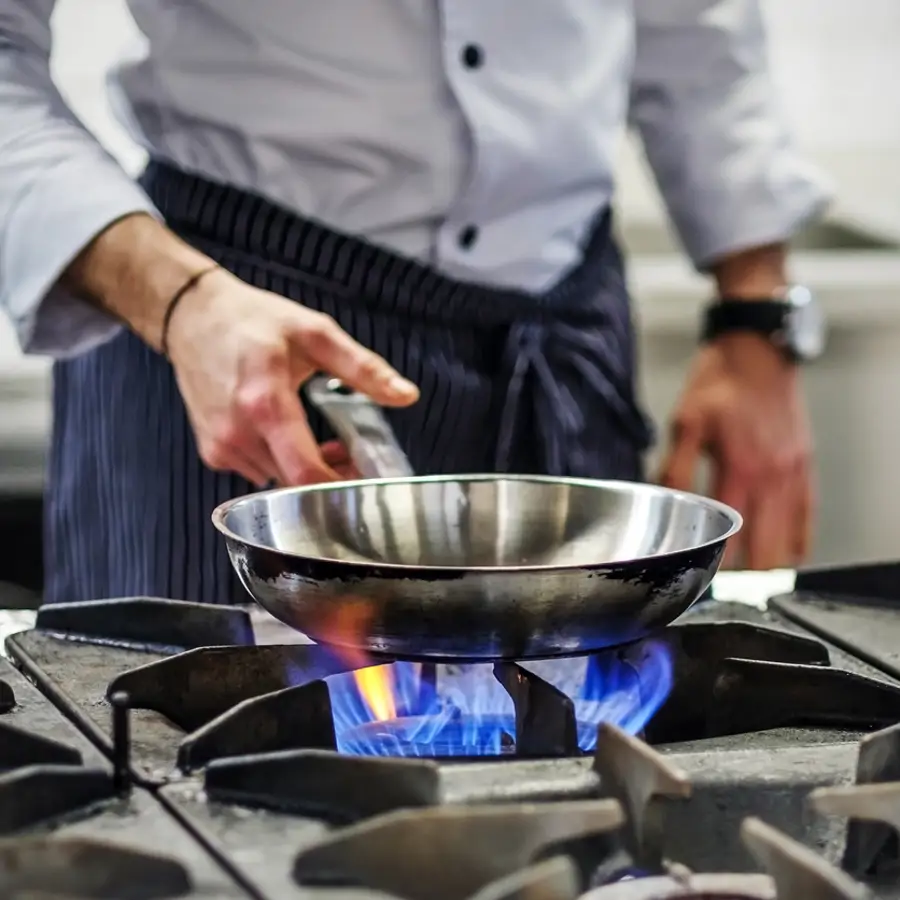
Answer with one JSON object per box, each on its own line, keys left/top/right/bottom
{"left": 702, "top": 299, "right": 791, "bottom": 343}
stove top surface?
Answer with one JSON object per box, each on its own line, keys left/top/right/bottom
{"left": 4, "top": 560, "right": 900, "bottom": 899}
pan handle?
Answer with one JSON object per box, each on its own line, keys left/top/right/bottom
{"left": 305, "top": 376, "right": 415, "bottom": 479}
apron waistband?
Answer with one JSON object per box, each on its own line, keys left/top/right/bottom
{"left": 143, "top": 161, "right": 620, "bottom": 327}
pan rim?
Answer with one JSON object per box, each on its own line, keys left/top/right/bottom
{"left": 210, "top": 474, "right": 743, "bottom": 573}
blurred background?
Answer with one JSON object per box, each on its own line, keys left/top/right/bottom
{"left": 1, "top": 0, "right": 899, "bottom": 599}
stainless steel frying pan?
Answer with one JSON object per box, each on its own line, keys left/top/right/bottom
{"left": 212, "top": 377, "right": 741, "bottom": 660}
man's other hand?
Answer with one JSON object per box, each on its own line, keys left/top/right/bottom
{"left": 657, "top": 332, "right": 814, "bottom": 570}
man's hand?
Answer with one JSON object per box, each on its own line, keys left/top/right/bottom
{"left": 64, "top": 214, "right": 418, "bottom": 487}
{"left": 164, "top": 267, "right": 418, "bottom": 485}
{"left": 657, "top": 244, "right": 815, "bottom": 570}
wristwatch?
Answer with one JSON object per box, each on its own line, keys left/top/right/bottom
{"left": 701, "top": 285, "right": 826, "bottom": 363}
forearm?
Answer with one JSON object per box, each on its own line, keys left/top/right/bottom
{"left": 631, "top": 0, "right": 832, "bottom": 269}
{"left": 711, "top": 243, "right": 787, "bottom": 298}
{"left": 63, "top": 214, "right": 217, "bottom": 353}
{"left": 0, "top": 2, "right": 160, "bottom": 357}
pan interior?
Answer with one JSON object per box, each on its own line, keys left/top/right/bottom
{"left": 221, "top": 477, "right": 737, "bottom": 569}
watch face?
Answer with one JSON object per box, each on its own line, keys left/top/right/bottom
{"left": 784, "top": 285, "right": 826, "bottom": 361}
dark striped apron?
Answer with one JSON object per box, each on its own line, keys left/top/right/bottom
{"left": 44, "top": 162, "right": 654, "bottom": 606}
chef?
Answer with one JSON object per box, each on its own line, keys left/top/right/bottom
{"left": 0, "top": 2, "right": 830, "bottom": 606}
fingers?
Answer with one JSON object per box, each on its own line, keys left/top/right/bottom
{"left": 200, "top": 418, "right": 327, "bottom": 486}
{"left": 744, "top": 479, "right": 793, "bottom": 570}
{"left": 205, "top": 366, "right": 360, "bottom": 487}
{"left": 195, "top": 414, "right": 279, "bottom": 487}
{"left": 320, "top": 440, "right": 351, "bottom": 467}
{"left": 262, "top": 394, "right": 338, "bottom": 485}
{"left": 203, "top": 435, "right": 359, "bottom": 487}
{"left": 716, "top": 460, "right": 812, "bottom": 571}
{"left": 794, "top": 470, "right": 816, "bottom": 562}
{"left": 333, "top": 462, "right": 363, "bottom": 479}
{"left": 290, "top": 312, "right": 420, "bottom": 407}
{"left": 231, "top": 348, "right": 337, "bottom": 484}
{"left": 206, "top": 446, "right": 270, "bottom": 489}
{"left": 657, "top": 415, "right": 705, "bottom": 492}
{"left": 231, "top": 443, "right": 277, "bottom": 488}
{"left": 320, "top": 440, "right": 362, "bottom": 479}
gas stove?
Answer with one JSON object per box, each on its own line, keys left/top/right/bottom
{"left": 3, "top": 561, "right": 900, "bottom": 899}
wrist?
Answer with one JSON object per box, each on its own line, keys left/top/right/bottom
{"left": 711, "top": 243, "right": 788, "bottom": 300}
{"left": 63, "top": 213, "right": 217, "bottom": 352}
{"left": 703, "top": 284, "right": 825, "bottom": 366}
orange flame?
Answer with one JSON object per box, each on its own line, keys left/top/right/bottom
{"left": 353, "top": 665, "right": 397, "bottom": 721}
{"left": 313, "top": 598, "right": 399, "bottom": 721}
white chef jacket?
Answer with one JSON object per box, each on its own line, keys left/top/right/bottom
{"left": 0, "top": 0, "right": 830, "bottom": 357}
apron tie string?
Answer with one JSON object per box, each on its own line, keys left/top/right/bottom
{"left": 495, "top": 317, "right": 654, "bottom": 476}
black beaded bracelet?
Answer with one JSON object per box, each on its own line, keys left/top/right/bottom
{"left": 160, "top": 263, "right": 221, "bottom": 358}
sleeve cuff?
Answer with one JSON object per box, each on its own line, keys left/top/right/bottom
{"left": 2, "top": 155, "right": 160, "bottom": 358}
{"left": 679, "top": 158, "right": 835, "bottom": 270}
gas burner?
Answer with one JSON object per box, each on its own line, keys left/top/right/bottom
{"left": 336, "top": 712, "right": 518, "bottom": 757}
{"left": 73, "top": 613, "right": 900, "bottom": 768}
{"left": 11, "top": 592, "right": 900, "bottom": 783}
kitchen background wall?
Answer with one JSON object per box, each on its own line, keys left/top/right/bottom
{"left": 1, "top": 0, "right": 899, "bottom": 578}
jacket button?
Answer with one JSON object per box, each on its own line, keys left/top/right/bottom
{"left": 458, "top": 225, "right": 479, "bottom": 249}
{"left": 461, "top": 44, "right": 484, "bottom": 69}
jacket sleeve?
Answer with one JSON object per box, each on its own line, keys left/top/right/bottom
{"left": 0, "top": 1, "right": 158, "bottom": 357}
{"left": 630, "top": 0, "right": 833, "bottom": 269}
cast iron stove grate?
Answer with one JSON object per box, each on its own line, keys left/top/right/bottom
{"left": 0, "top": 655, "right": 248, "bottom": 898}
{"left": 163, "top": 722, "right": 888, "bottom": 900}
{"left": 10, "top": 592, "right": 900, "bottom": 777}
{"left": 771, "top": 560, "right": 900, "bottom": 687}
{"left": 87, "top": 610, "right": 900, "bottom": 769}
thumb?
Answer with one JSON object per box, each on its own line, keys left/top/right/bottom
{"left": 657, "top": 414, "right": 705, "bottom": 491}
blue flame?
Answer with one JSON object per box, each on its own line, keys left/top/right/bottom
{"left": 524, "top": 640, "right": 673, "bottom": 751}
{"left": 328, "top": 663, "right": 515, "bottom": 757}
{"left": 325, "top": 640, "right": 672, "bottom": 758}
